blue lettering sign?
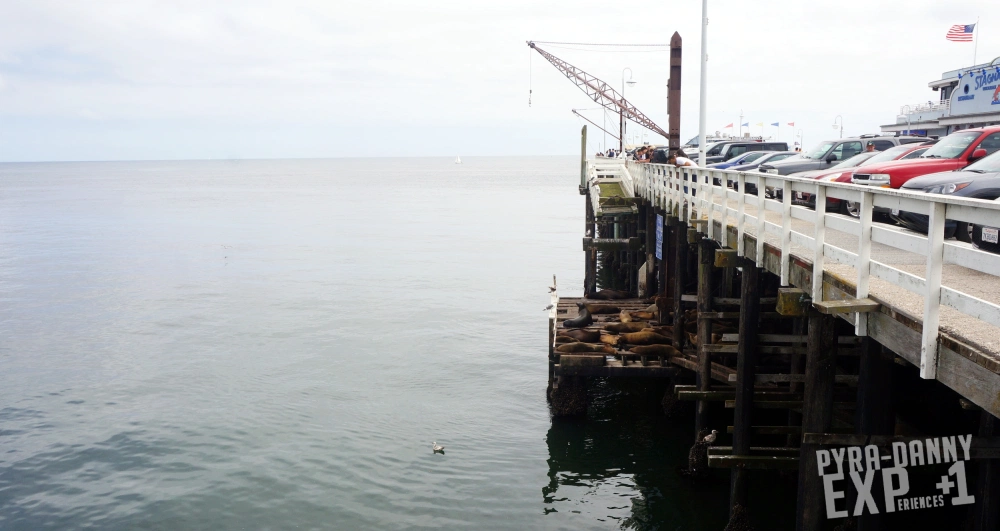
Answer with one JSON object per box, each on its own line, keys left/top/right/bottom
{"left": 655, "top": 214, "right": 663, "bottom": 260}
{"left": 958, "top": 95, "right": 976, "bottom": 101}
{"left": 975, "top": 71, "right": 1000, "bottom": 91}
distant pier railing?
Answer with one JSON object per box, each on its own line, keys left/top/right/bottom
{"left": 586, "top": 159, "right": 1000, "bottom": 381}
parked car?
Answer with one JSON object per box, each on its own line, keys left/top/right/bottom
{"left": 704, "top": 141, "right": 789, "bottom": 164}
{"left": 758, "top": 135, "right": 926, "bottom": 175}
{"left": 682, "top": 140, "right": 741, "bottom": 159}
{"left": 796, "top": 143, "right": 932, "bottom": 214}
{"left": 706, "top": 150, "right": 774, "bottom": 170}
{"left": 851, "top": 127, "right": 1000, "bottom": 216}
{"left": 889, "top": 150, "right": 1000, "bottom": 240}
{"left": 726, "top": 151, "right": 800, "bottom": 194}
{"left": 972, "top": 197, "right": 1000, "bottom": 253}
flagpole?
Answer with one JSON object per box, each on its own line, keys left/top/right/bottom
{"left": 973, "top": 17, "right": 980, "bottom": 65}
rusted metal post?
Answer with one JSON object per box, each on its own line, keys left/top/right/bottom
{"left": 668, "top": 33, "right": 682, "bottom": 150}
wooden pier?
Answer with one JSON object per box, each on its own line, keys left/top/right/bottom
{"left": 546, "top": 135, "right": 1000, "bottom": 529}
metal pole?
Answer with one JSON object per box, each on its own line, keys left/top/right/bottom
{"left": 974, "top": 17, "right": 980, "bottom": 66}
{"left": 698, "top": 0, "right": 708, "bottom": 166}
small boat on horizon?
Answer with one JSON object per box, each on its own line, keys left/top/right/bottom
{"left": 455, "top": 156, "right": 462, "bottom": 164}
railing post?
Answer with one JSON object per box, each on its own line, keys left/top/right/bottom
{"left": 811, "top": 184, "right": 826, "bottom": 302}
{"left": 755, "top": 175, "right": 766, "bottom": 268}
{"left": 856, "top": 191, "right": 874, "bottom": 336}
{"left": 707, "top": 170, "right": 716, "bottom": 240}
{"left": 920, "top": 201, "right": 946, "bottom": 379}
{"left": 737, "top": 173, "right": 746, "bottom": 257}
{"left": 780, "top": 178, "right": 792, "bottom": 285}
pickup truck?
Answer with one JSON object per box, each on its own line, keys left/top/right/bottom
{"left": 851, "top": 127, "right": 1000, "bottom": 189}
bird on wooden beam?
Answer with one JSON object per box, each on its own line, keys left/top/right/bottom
{"left": 703, "top": 429, "right": 718, "bottom": 444}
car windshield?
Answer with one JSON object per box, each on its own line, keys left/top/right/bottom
{"left": 738, "top": 152, "right": 768, "bottom": 164}
{"left": 831, "top": 152, "right": 876, "bottom": 169}
{"left": 862, "top": 144, "right": 912, "bottom": 165}
{"left": 921, "top": 132, "right": 980, "bottom": 159}
{"left": 803, "top": 141, "right": 836, "bottom": 160}
{"left": 964, "top": 149, "right": 1000, "bottom": 172}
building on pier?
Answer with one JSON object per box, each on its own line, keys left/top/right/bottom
{"left": 882, "top": 56, "right": 1000, "bottom": 137}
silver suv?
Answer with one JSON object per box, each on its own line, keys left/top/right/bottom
{"left": 757, "top": 135, "right": 927, "bottom": 176}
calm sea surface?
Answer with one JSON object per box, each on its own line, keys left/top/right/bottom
{"left": 0, "top": 157, "right": 736, "bottom": 530}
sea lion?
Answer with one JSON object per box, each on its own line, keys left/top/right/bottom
{"left": 562, "top": 303, "right": 593, "bottom": 328}
{"left": 619, "top": 310, "right": 633, "bottom": 323}
{"left": 554, "top": 336, "right": 579, "bottom": 344}
{"left": 604, "top": 322, "right": 648, "bottom": 334}
{"left": 687, "top": 332, "right": 699, "bottom": 347}
{"left": 588, "top": 289, "right": 630, "bottom": 300}
{"left": 630, "top": 311, "right": 656, "bottom": 320}
{"left": 629, "top": 344, "right": 680, "bottom": 357}
{"left": 599, "top": 333, "right": 620, "bottom": 346}
{"left": 556, "top": 342, "right": 614, "bottom": 354}
{"left": 620, "top": 331, "right": 673, "bottom": 345}
{"left": 583, "top": 304, "right": 621, "bottom": 315}
{"left": 558, "top": 329, "right": 601, "bottom": 342}
{"left": 642, "top": 325, "right": 673, "bottom": 336}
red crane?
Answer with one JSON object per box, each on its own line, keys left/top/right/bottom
{"left": 527, "top": 41, "right": 668, "bottom": 151}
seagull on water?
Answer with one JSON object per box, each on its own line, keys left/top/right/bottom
{"left": 432, "top": 442, "right": 445, "bottom": 453}
{"left": 703, "top": 429, "right": 718, "bottom": 444}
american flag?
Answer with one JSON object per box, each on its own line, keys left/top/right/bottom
{"left": 946, "top": 24, "right": 976, "bottom": 42}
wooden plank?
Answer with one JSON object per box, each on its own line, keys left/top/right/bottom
{"left": 776, "top": 287, "right": 810, "bottom": 317}
{"left": 727, "top": 373, "right": 859, "bottom": 384}
{"left": 700, "top": 311, "right": 789, "bottom": 320}
{"left": 558, "top": 355, "right": 606, "bottom": 367}
{"left": 708, "top": 455, "right": 800, "bottom": 470}
{"left": 714, "top": 248, "right": 739, "bottom": 268}
{"left": 724, "top": 400, "right": 855, "bottom": 409}
{"left": 677, "top": 390, "right": 798, "bottom": 401}
{"left": 813, "top": 298, "right": 880, "bottom": 314}
{"left": 582, "top": 237, "right": 642, "bottom": 251}
{"left": 719, "top": 333, "right": 859, "bottom": 344}
{"left": 673, "top": 219, "right": 688, "bottom": 350}
{"left": 731, "top": 257, "right": 761, "bottom": 511}
{"left": 711, "top": 296, "right": 777, "bottom": 306}
{"left": 709, "top": 446, "right": 801, "bottom": 456}
{"left": 554, "top": 360, "right": 678, "bottom": 378}
{"left": 668, "top": 357, "right": 735, "bottom": 383}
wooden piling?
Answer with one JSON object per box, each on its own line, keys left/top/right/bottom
{"left": 645, "top": 204, "right": 657, "bottom": 297}
{"left": 585, "top": 193, "right": 596, "bottom": 297}
{"left": 695, "top": 239, "right": 715, "bottom": 438}
{"left": 673, "top": 217, "right": 688, "bottom": 349}
{"left": 796, "top": 310, "right": 838, "bottom": 531}
{"left": 973, "top": 411, "right": 1000, "bottom": 531}
{"left": 730, "top": 257, "right": 761, "bottom": 514}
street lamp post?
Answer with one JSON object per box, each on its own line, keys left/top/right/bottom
{"left": 832, "top": 115, "right": 843, "bottom": 139}
{"left": 901, "top": 105, "right": 912, "bottom": 135}
{"left": 795, "top": 128, "right": 804, "bottom": 151}
{"left": 621, "top": 67, "right": 636, "bottom": 153}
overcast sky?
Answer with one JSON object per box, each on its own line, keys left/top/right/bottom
{"left": 0, "top": 0, "right": 996, "bottom": 161}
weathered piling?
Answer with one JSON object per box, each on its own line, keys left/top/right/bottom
{"left": 796, "top": 311, "right": 838, "bottom": 531}
{"left": 695, "top": 239, "right": 715, "bottom": 438}
{"left": 730, "top": 257, "right": 761, "bottom": 514}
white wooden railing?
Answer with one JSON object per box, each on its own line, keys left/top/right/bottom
{"left": 598, "top": 160, "right": 1000, "bottom": 381}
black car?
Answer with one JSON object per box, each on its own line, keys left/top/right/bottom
{"left": 971, "top": 200, "right": 1000, "bottom": 254}
{"left": 891, "top": 151, "right": 1000, "bottom": 240}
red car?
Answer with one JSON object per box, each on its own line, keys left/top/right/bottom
{"left": 795, "top": 143, "right": 932, "bottom": 214}
{"left": 850, "top": 127, "right": 1000, "bottom": 216}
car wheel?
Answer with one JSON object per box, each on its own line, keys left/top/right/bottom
{"left": 845, "top": 201, "right": 861, "bottom": 218}
{"left": 956, "top": 222, "right": 973, "bottom": 243}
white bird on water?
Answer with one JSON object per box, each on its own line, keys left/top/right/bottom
{"left": 432, "top": 442, "right": 445, "bottom": 453}
{"left": 703, "top": 429, "right": 718, "bottom": 444}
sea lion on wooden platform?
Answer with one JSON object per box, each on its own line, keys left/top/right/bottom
{"left": 604, "top": 322, "right": 647, "bottom": 334}
{"left": 619, "top": 310, "right": 633, "bottom": 323}
{"left": 620, "top": 331, "right": 672, "bottom": 345}
{"left": 642, "top": 325, "right": 673, "bottom": 336}
{"left": 561, "top": 303, "right": 593, "bottom": 328}
{"left": 588, "top": 289, "right": 630, "bottom": 300}
{"left": 598, "top": 333, "right": 620, "bottom": 346}
{"left": 583, "top": 304, "right": 621, "bottom": 315}
{"left": 558, "top": 329, "right": 601, "bottom": 342}
{"left": 554, "top": 336, "right": 579, "bottom": 344}
{"left": 629, "top": 311, "right": 656, "bottom": 321}
{"left": 629, "top": 344, "right": 680, "bottom": 357}
{"left": 556, "top": 342, "right": 614, "bottom": 354}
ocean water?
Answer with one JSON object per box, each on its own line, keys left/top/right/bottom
{"left": 0, "top": 157, "right": 734, "bottom": 530}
